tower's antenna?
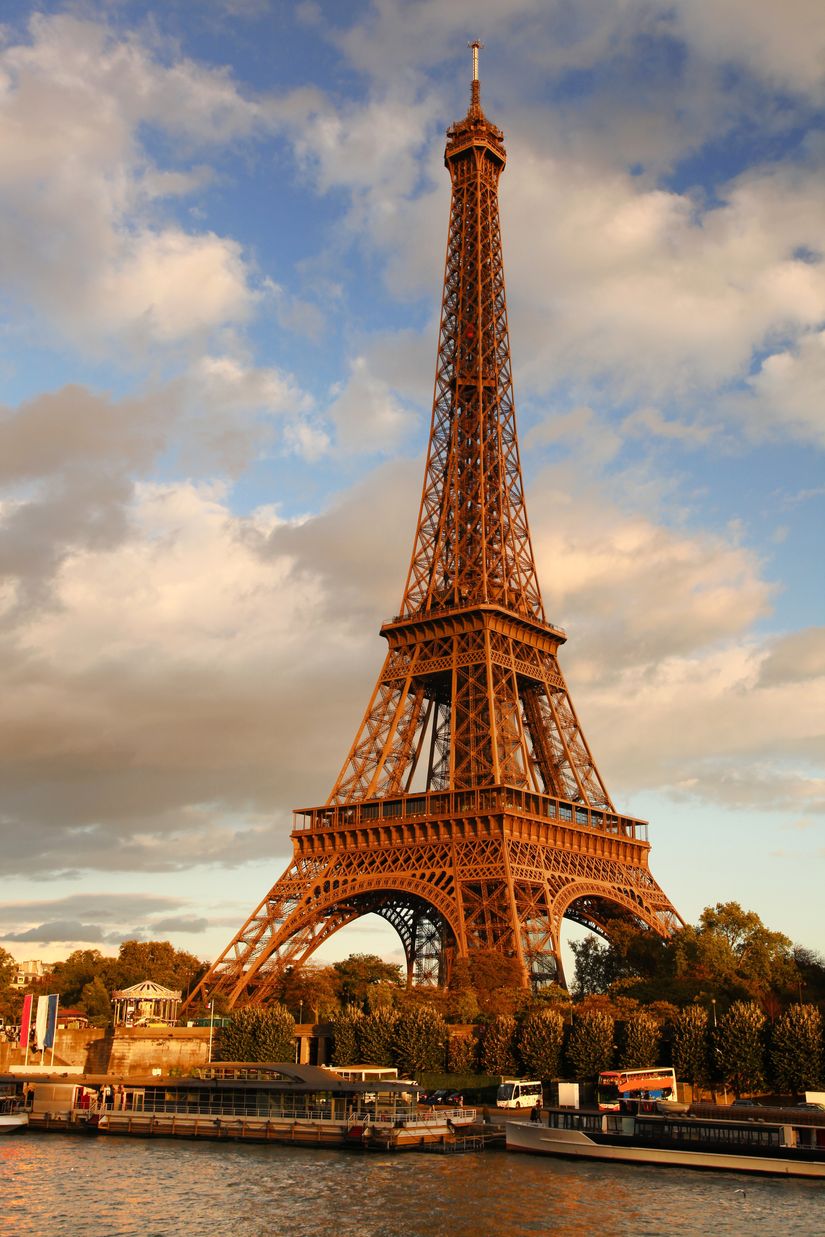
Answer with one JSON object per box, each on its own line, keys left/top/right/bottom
{"left": 468, "top": 39, "right": 484, "bottom": 110}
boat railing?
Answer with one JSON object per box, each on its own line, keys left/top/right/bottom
{"left": 78, "top": 1101, "right": 427, "bottom": 1123}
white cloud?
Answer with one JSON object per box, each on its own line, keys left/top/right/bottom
{"left": 0, "top": 13, "right": 262, "bottom": 348}
{"left": 327, "top": 355, "right": 416, "bottom": 453}
{"left": 503, "top": 152, "right": 825, "bottom": 408}
{"left": 672, "top": 0, "right": 825, "bottom": 102}
{"left": 728, "top": 329, "right": 825, "bottom": 446}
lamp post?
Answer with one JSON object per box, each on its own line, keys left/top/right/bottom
{"left": 207, "top": 1000, "right": 215, "bottom": 1063}
{"left": 711, "top": 998, "right": 717, "bottom": 1028}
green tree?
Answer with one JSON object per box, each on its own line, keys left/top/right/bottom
{"left": 357, "top": 1006, "right": 398, "bottom": 1067}
{"left": 517, "top": 1008, "right": 564, "bottom": 1078}
{"left": 447, "top": 1032, "right": 477, "bottom": 1074}
{"left": 672, "top": 1005, "right": 710, "bottom": 1098}
{"left": 47, "top": 950, "right": 111, "bottom": 1007}
{"left": 113, "top": 940, "right": 207, "bottom": 995}
{"left": 620, "top": 1011, "right": 661, "bottom": 1070}
{"left": 770, "top": 1004, "right": 823, "bottom": 1095}
{"left": 714, "top": 1000, "right": 766, "bottom": 1097}
{"left": 216, "top": 1005, "right": 296, "bottom": 1062}
{"left": 571, "top": 936, "right": 621, "bottom": 996}
{"left": 80, "top": 977, "right": 113, "bottom": 1025}
{"left": 480, "top": 1015, "right": 518, "bottom": 1076}
{"left": 0, "top": 948, "right": 20, "bottom": 1020}
{"left": 567, "top": 1010, "right": 615, "bottom": 1080}
{"left": 330, "top": 1007, "right": 363, "bottom": 1067}
{"left": 393, "top": 1005, "right": 447, "bottom": 1076}
{"left": 332, "top": 955, "right": 403, "bottom": 1008}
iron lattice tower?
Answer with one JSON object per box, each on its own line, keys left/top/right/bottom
{"left": 187, "top": 51, "right": 681, "bottom": 1010}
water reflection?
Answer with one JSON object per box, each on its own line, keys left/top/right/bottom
{"left": 2, "top": 1137, "right": 822, "bottom": 1236}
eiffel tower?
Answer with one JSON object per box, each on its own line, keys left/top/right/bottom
{"left": 187, "top": 47, "right": 681, "bottom": 1010}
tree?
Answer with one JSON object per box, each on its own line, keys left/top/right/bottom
{"left": 517, "top": 1008, "right": 564, "bottom": 1079}
{"left": 468, "top": 951, "right": 526, "bottom": 1017}
{"left": 571, "top": 936, "right": 622, "bottom": 996}
{"left": 357, "top": 1006, "right": 398, "bottom": 1067}
{"left": 330, "top": 1007, "right": 362, "bottom": 1067}
{"left": 447, "top": 1032, "right": 477, "bottom": 1074}
{"left": 80, "top": 977, "right": 113, "bottom": 1026}
{"left": 216, "top": 1005, "right": 296, "bottom": 1062}
{"left": 277, "top": 965, "right": 340, "bottom": 1022}
{"left": 620, "top": 1011, "right": 661, "bottom": 1070}
{"left": 0, "top": 948, "right": 20, "bottom": 1020}
{"left": 480, "top": 1015, "right": 518, "bottom": 1076}
{"left": 770, "top": 1004, "right": 823, "bottom": 1095}
{"left": 672, "top": 1006, "right": 710, "bottom": 1098}
{"left": 393, "top": 1005, "right": 447, "bottom": 1076}
{"left": 113, "top": 940, "right": 207, "bottom": 995}
{"left": 444, "top": 957, "right": 480, "bottom": 1024}
{"left": 332, "top": 955, "right": 403, "bottom": 1008}
{"left": 48, "top": 950, "right": 110, "bottom": 1007}
{"left": 714, "top": 1000, "right": 766, "bottom": 1097}
{"left": 567, "top": 1010, "right": 615, "bottom": 1080}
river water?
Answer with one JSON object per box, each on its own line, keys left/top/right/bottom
{"left": 2, "top": 1134, "right": 823, "bottom": 1236}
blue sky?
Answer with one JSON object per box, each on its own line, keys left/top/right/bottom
{"left": 1, "top": 0, "right": 823, "bottom": 979}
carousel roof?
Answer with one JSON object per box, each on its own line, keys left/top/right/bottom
{"left": 113, "top": 979, "right": 182, "bottom": 1000}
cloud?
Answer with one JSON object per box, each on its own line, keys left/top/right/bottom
{"left": 758, "top": 627, "right": 825, "bottom": 687}
{"left": 727, "top": 329, "right": 825, "bottom": 446}
{"left": 0, "top": 433, "right": 819, "bottom": 884}
{"left": 0, "top": 892, "right": 214, "bottom": 947}
{"left": 0, "top": 13, "right": 262, "bottom": 349}
{"left": 327, "top": 355, "right": 416, "bottom": 454}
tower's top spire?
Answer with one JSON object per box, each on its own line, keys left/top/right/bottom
{"left": 468, "top": 39, "right": 484, "bottom": 114}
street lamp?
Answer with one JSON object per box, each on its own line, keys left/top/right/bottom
{"left": 207, "top": 1000, "right": 215, "bottom": 1063}
{"left": 711, "top": 998, "right": 717, "bottom": 1028}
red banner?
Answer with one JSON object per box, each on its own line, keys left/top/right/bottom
{"left": 19, "top": 994, "right": 33, "bottom": 1048}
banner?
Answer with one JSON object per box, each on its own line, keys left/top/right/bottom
{"left": 19, "top": 994, "right": 33, "bottom": 1049}
{"left": 34, "top": 994, "right": 49, "bottom": 1051}
{"left": 44, "top": 994, "right": 59, "bottom": 1050}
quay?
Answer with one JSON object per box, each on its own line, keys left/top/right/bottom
{"left": 3, "top": 1062, "right": 499, "bottom": 1153}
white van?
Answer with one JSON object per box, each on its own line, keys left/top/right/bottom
{"left": 496, "top": 1079, "right": 543, "bottom": 1108}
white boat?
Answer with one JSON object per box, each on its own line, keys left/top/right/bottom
{"left": 506, "top": 1106, "right": 825, "bottom": 1179}
{"left": 0, "top": 1096, "right": 29, "bottom": 1134}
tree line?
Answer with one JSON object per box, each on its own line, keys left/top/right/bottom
{"left": 215, "top": 997, "right": 823, "bottom": 1099}
{"left": 0, "top": 941, "right": 208, "bottom": 1025}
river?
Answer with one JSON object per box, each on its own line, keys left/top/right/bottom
{"left": 2, "top": 1134, "right": 823, "bottom": 1236}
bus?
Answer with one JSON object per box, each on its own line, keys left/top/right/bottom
{"left": 597, "top": 1067, "right": 677, "bottom": 1112}
{"left": 496, "top": 1079, "right": 543, "bottom": 1109}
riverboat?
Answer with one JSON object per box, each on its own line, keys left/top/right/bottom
{"left": 506, "top": 1105, "right": 825, "bottom": 1178}
{"left": 4, "top": 1064, "right": 479, "bottom": 1152}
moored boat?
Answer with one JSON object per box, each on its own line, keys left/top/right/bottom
{"left": 506, "top": 1106, "right": 825, "bottom": 1178}
{"left": 0, "top": 1094, "right": 29, "bottom": 1134}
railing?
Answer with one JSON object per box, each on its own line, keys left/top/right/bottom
{"left": 78, "top": 1101, "right": 474, "bottom": 1127}
{"left": 294, "top": 786, "right": 648, "bottom": 843}
{"left": 382, "top": 601, "right": 564, "bottom": 638}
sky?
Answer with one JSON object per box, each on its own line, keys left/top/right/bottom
{"left": 1, "top": 0, "right": 823, "bottom": 982}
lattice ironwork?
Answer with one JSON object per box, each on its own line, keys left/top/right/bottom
{"left": 185, "top": 51, "right": 681, "bottom": 1013}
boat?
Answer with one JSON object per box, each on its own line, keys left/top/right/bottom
{"left": 0, "top": 1094, "right": 29, "bottom": 1134}
{"left": 4, "top": 1064, "right": 479, "bottom": 1151}
{"left": 506, "top": 1105, "right": 825, "bottom": 1178}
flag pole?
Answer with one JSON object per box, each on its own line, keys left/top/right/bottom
{"left": 50, "top": 995, "right": 60, "bottom": 1067}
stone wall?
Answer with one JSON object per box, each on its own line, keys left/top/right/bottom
{"left": 0, "top": 1026, "right": 212, "bottom": 1077}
